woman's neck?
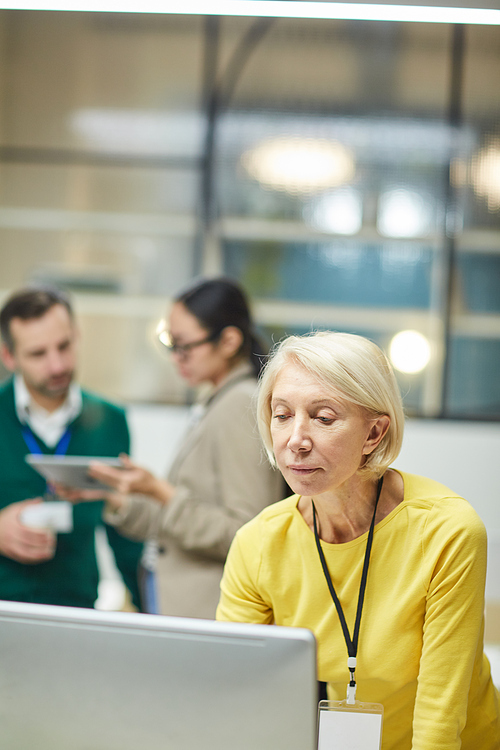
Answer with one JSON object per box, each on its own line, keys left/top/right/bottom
{"left": 298, "top": 469, "right": 403, "bottom": 544}
{"left": 210, "top": 358, "right": 249, "bottom": 388}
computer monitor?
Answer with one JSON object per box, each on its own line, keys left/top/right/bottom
{"left": 0, "top": 600, "right": 317, "bottom": 750}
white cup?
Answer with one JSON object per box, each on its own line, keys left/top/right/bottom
{"left": 20, "top": 501, "right": 73, "bottom": 533}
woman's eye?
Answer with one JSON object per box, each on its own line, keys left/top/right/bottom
{"left": 273, "top": 414, "right": 289, "bottom": 421}
{"left": 317, "top": 416, "right": 334, "bottom": 424}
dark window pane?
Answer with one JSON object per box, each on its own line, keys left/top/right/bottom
{"left": 458, "top": 254, "right": 500, "bottom": 313}
{"left": 447, "top": 338, "right": 500, "bottom": 418}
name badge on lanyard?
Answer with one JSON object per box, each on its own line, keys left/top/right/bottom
{"left": 318, "top": 700, "right": 383, "bottom": 750}
{"left": 313, "top": 476, "right": 385, "bottom": 750}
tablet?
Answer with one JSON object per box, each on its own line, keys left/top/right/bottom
{"left": 25, "top": 455, "right": 122, "bottom": 491}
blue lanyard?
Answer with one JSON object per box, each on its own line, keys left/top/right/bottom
{"left": 22, "top": 424, "right": 73, "bottom": 497}
{"left": 22, "top": 424, "right": 72, "bottom": 456}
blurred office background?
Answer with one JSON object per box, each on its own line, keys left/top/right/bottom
{"left": 0, "top": 8, "right": 499, "bottom": 656}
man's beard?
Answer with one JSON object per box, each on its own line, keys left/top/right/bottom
{"left": 34, "top": 370, "right": 75, "bottom": 400}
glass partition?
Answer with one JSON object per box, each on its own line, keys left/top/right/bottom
{"left": 0, "top": 11, "right": 498, "bottom": 416}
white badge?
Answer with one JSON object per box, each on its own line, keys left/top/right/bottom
{"left": 317, "top": 699, "right": 383, "bottom": 750}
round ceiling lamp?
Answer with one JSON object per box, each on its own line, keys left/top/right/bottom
{"left": 377, "top": 188, "right": 433, "bottom": 238}
{"left": 470, "top": 139, "right": 500, "bottom": 211}
{"left": 241, "top": 136, "right": 355, "bottom": 194}
{"left": 389, "top": 330, "right": 431, "bottom": 374}
{"left": 306, "top": 188, "right": 363, "bottom": 235}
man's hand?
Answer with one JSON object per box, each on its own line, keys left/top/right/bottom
{"left": 0, "top": 499, "right": 56, "bottom": 564}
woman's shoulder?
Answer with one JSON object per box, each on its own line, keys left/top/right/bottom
{"left": 218, "top": 376, "right": 258, "bottom": 404}
{"left": 205, "top": 362, "right": 256, "bottom": 406}
{"left": 226, "top": 496, "right": 303, "bottom": 580}
{"left": 399, "top": 470, "right": 468, "bottom": 503}
{"left": 397, "top": 470, "right": 486, "bottom": 534}
{"left": 235, "top": 495, "right": 301, "bottom": 540}
{"left": 204, "top": 373, "right": 258, "bottom": 425}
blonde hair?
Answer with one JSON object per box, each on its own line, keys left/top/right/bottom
{"left": 257, "top": 331, "right": 404, "bottom": 479}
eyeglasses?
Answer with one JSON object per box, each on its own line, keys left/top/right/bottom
{"left": 161, "top": 332, "right": 218, "bottom": 357}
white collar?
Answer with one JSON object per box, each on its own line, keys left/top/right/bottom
{"left": 14, "top": 374, "right": 83, "bottom": 448}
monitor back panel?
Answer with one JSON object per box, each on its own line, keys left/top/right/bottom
{"left": 0, "top": 600, "right": 317, "bottom": 750}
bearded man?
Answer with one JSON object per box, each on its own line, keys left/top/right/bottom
{"left": 0, "top": 286, "right": 143, "bottom": 609}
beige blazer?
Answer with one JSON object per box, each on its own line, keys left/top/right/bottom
{"left": 105, "top": 363, "right": 283, "bottom": 619}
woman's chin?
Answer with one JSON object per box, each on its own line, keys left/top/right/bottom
{"left": 283, "top": 473, "right": 323, "bottom": 498}
{"left": 177, "top": 369, "right": 200, "bottom": 387}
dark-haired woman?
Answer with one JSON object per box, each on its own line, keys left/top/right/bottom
{"left": 68, "top": 277, "right": 283, "bottom": 618}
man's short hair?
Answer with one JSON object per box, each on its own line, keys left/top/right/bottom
{"left": 0, "top": 286, "right": 74, "bottom": 353}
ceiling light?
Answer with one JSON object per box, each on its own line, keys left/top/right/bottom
{"left": 470, "top": 139, "right": 500, "bottom": 211}
{"left": 306, "top": 189, "right": 363, "bottom": 234}
{"left": 389, "top": 330, "right": 431, "bottom": 374}
{"left": 1, "top": 1, "right": 500, "bottom": 26}
{"left": 377, "top": 188, "right": 433, "bottom": 238}
{"left": 71, "top": 109, "right": 204, "bottom": 155}
{"left": 241, "top": 137, "right": 354, "bottom": 195}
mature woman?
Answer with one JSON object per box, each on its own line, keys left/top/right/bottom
{"left": 80, "top": 277, "right": 283, "bottom": 618}
{"left": 216, "top": 331, "right": 500, "bottom": 750}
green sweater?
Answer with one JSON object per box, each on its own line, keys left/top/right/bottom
{"left": 0, "top": 378, "right": 143, "bottom": 609}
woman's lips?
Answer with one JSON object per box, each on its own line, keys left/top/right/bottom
{"left": 288, "top": 465, "right": 318, "bottom": 475}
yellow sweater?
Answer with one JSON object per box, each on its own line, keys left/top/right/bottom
{"left": 217, "top": 471, "right": 500, "bottom": 750}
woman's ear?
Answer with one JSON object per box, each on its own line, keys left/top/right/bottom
{"left": 363, "top": 415, "right": 390, "bottom": 455}
{"left": 219, "top": 326, "right": 244, "bottom": 359}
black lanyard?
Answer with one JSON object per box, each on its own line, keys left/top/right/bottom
{"left": 312, "top": 474, "right": 384, "bottom": 701}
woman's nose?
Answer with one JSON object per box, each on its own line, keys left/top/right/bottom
{"left": 287, "top": 419, "right": 312, "bottom": 452}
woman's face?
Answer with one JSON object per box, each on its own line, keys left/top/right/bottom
{"left": 167, "top": 302, "right": 232, "bottom": 387}
{"left": 270, "top": 362, "right": 379, "bottom": 498}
